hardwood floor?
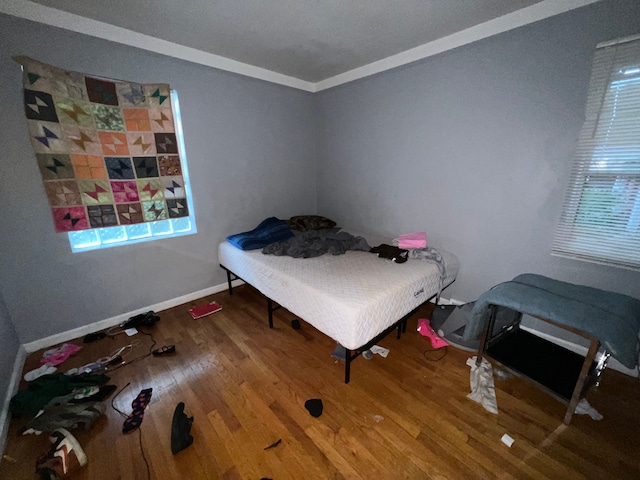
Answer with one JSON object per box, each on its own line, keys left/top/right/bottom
{"left": 1, "top": 284, "right": 639, "bottom": 479}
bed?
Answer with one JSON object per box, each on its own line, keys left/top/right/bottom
{"left": 218, "top": 230, "right": 459, "bottom": 382}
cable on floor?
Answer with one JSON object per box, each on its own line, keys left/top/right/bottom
{"left": 111, "top": 383, "right": 151, "bottom": 480}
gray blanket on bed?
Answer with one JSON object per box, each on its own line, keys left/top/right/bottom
{"left": 463, "top": 273, "right": 640, "bottom": 369}
{"left": 262, "top": 229, "right": 371, "bottom": 258}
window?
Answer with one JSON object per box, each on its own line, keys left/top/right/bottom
{"left": 553, "top": 35, "right": 640, "bottom": 270}
{"left": 68, "top": 90, "right": 197, "bottom": 252}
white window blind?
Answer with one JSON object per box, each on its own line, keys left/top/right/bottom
{"left": 552, "top": 35, "right": 640, "bottom": 270}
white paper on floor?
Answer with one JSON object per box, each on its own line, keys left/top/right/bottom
{"left": 466, "top": 356, "right": 498, "bottom": 414}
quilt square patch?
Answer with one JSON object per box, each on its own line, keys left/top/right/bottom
{"left": 36, "top": 154, "right": 75, "bottom": 180}
{"left": 142, "top": 200, "right": 168, "bottom": 221}
{"left": 123, "top": 109, "right": 151, "bottom": 131}
{"left": 92, "top": 104, "right": 125, "bottom": 131}
{"left": 99, "top": 132, "right": 129, "bottom": 156}
{"left": 87, "top": 204, "right": 118, "bottom": 228}
{"left": 85, "top": 77, "right": 118, "bottom": 105}
{"left": 116, "top": 83, "right": 147, "bottom": 108}
{"left": 133, "top": 156, "right": 159, "bottom": 178}
{"left": 52, "top": 206, "right": 88, "bottom": 232}
{"left": 105, "top": 157, "right": 134, "bottom": 179}
{"left": 116, "top": 203, "right": 144, "bottom": 224}
{"left": 55, "top": 99, "right": 94, "bottom": 127}
{"left": 127, "top": 133, "right": 156, "bottom": 156}
{"left": 158, "top": 155, "right": 182, "bottom": 176}
{"left": 24, "top": 89, "right": 59, "bottom": 122}
{"left": 137, "top": 179, "right": 164, "bottom": 201}
{"left": 162, "top": 176, "right": 185, "bottom": 199}
{"left": 111, "top": 181, "right": 140, "bottom": 203}
{"left": 145, "top": 85, "right": 170, "bottom": 107}
{"left": 29, "top": 121, "right": 66, "bottom": 153}
{"left": 149, "top": 108, "right": 174, "bottom": 132}
{"left": 167, "top": 198, "right": 189, "bottom": 218}
{"left": 44, "top": 180, "right": 82, "bottom": 206}
{"left": 71, "top": 154, "right": 106, "bottom": 179}
{"left": 78, "top": 179, "right": 113, "bottom": 205}
{"left": 64, "top": 126, "right": 102, "bottom": 155}
{"left": 154, "top": 132, "right": 178, "bottom": 154}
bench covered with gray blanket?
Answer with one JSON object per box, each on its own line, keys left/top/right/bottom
{"left": 466, "top": 273, "right": 640, "bottom": 369}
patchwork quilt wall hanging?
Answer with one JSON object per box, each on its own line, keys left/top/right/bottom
{"left": 16, "top": 56, "right": 189, "bottom": 232}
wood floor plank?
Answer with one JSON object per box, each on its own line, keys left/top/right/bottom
{"left": 1, "top": 284, "right": 639, "bottom": 479}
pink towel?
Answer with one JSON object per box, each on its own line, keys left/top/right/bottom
{"left": 398, "top": 232, "right": 426, "bottom": 249}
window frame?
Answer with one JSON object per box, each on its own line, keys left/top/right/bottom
{"left": 552, "top": 36, "right": 640, "bottom": 271}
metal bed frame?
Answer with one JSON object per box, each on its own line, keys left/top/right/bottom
{"left": 221, "top": 265, "right": 428, "bottom": 383}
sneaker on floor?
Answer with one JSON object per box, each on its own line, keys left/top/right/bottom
{"left": 35, "top": 428, "right": 87, "bottom": 478}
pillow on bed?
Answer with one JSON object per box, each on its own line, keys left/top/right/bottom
{"left": 227, "top": 217, "right": 294, "bottom": 250}
{"left": 286, "top": 215, "right": 337, "bottom": 231}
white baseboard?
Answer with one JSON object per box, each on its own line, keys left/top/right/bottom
{"left": 431, "top": 296, "right": 466, "bottom": 306}
{"left": 521, "top": 326, "right": 638, "bottom": 378}
{"left": 22, "top": 279, "right": 244, "bottom": 353}
{"left": 1, "top": 344, "right": 27, "bottom": 459}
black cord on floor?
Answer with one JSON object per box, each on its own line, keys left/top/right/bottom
{"left": 423, "top": 347, "right": 448, "bottom": 362}
{"left": 105, "top": 328, "right": 157, "bottom": 373}
{"left": 111, "top": 383, "right": 151, "bottom": 480}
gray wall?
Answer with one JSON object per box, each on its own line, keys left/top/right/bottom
{"left": 0, "top": 291, "right": 20, "bottom": 401}
{"left": 316, "top": 0, "right": 640, "bottom": 307}
{"left": 0, "top": 14, "right": 317, "bottom": 344}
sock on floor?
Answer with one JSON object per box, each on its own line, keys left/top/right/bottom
{"left": 24, "top": 364, "right": 57, "bottom": 382}
{"left": 304, "top": 399, "right": 323, "bottom": 418}
{"left": 122, "top": 388, "right": 152, "bottom": 434}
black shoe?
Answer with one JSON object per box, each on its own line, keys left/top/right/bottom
{"left": 171, "top": 402, "right": 193, "bottom": 454}
{"left": 122, "top": 311, "right": 158, "bottom": 329}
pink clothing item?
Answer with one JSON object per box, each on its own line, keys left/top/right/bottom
{"left": 40, "top": 343, "right": 83, "bottom": 366}
{"left": 398, "top": 232, "right": 427, "bottom": 249}
{"left": 417, "top": 318, "right": 449, "bottom": 349}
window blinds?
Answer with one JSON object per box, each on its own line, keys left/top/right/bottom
{"left": 552, "top": 36, "right": 640, "bottom": 270}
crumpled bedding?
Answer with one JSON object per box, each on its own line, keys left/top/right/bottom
{"left": 262, "top": 229, "right": 370, "bottom": 258}
{"left": 227, "top": 217, "right": 294, "bottom": 251}
{"left": 463, "top": 273, "right": 640, "bottom": 369}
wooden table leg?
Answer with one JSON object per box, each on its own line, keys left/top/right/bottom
{"left": 563, "top": 338, "right": 600, "bottom": 425}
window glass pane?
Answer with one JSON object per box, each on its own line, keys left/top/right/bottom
{"left": 69, "top": 229, "right": 100, "bottom": 249}
{"left": 171, "top": 217, "right": 192, "bottom": 233}
{"left": 99, "top": 226, "right": 127, "bottom": 244}
{"left": 126, "top": 223, "right": 151, "bottom": 240}
{"left": 149, "top": 220, "right": 173, "bottom": 236}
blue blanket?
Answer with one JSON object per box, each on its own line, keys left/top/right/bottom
{"left": 464, "top": 274, "right": 640, "bottom": 369}
{"left": 227, "top": 217, "right": 294, "bottom": 250}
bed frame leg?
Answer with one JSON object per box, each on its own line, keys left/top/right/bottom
{"left": 345, "top": 350, "right": 352, "bottom": 384}
{"left": 226, "top": 270, "right": 234, "bottom": 295}
{"left": 267, "top": 299, "right": 274, "bottom": 328}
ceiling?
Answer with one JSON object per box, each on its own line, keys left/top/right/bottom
{"left": 4, "top": 0, "right": 600, "bottom": 91}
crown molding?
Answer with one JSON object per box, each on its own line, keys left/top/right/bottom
{"left": 0, "top": 0, "right": 316, "bottom": 92}
{"left": 315, "top": 0, "right": 601, "bottom": 91}
{"left": 1, "top": 0, "right": 601, "bottom": 93}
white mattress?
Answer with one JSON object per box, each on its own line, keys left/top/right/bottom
{"left": 218, "top": 241, "right": 459, "bottom": 350}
